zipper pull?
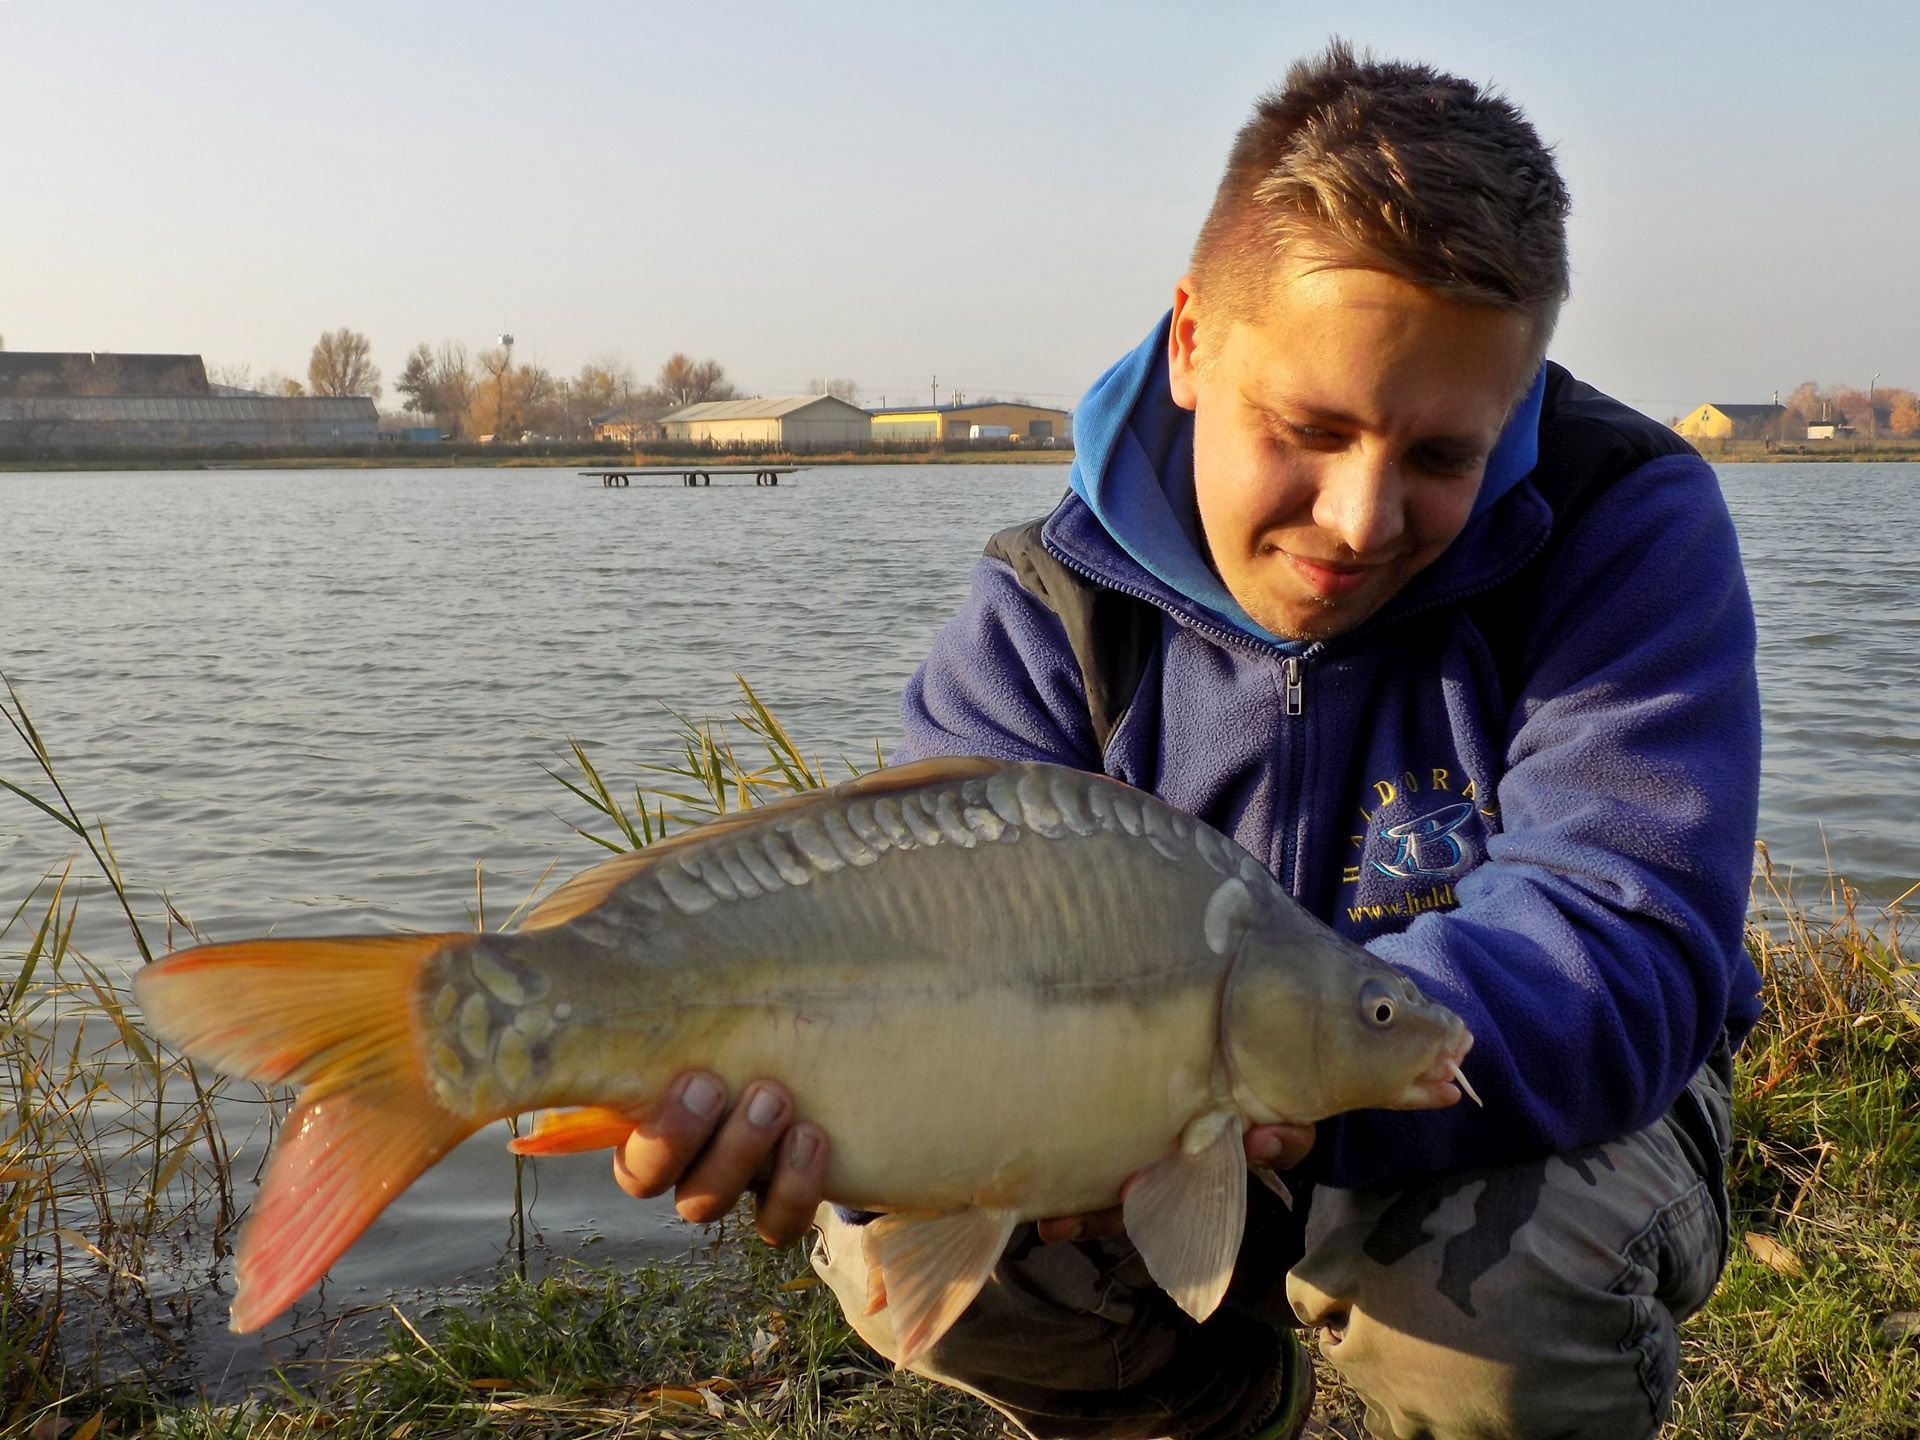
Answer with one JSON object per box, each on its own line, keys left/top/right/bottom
{"left": 1283, "top": 656, "right": 1304, "bottom": 716}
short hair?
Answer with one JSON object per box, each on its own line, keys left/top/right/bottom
{"left": 1191, "top": 41, "right": 1571, "bottom": 339}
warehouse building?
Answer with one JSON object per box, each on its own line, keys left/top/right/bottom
{"left": 869, "top": 400, "right": 1070, "bottom": 444}
{"left": 1673, "top": 401, "right": 1794, "bottom": 443}
{"left": 661, "top": 395, "right": 870, "bottom": 449}
{"left": 0, "top": 349, "right": 379, "bottom": 451}
{"left": 0, "top": 394, "right": 378, "bottom": 450}
{"left": 0, "top": 350, "right": 211, "bottom": 399}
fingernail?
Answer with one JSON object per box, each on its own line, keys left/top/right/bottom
{"left": 746, "top": 1087, "right": 784, "bottom": 1126}
{"left": 1054, "top": 1219, "right": 1081, "bottom": 1241}
{"left": 1247, "top": 1132, "right": 1283, "bottom": 1165}
{"left": 788, "top": 1127, "right": 818, "bottom": 1168}
{"left": 681, "top": 1074, "right": 723, "bottom": 1118}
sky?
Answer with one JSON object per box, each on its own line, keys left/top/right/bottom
{"left": 2, "top": 0, "right": 1914, "bottom": 422}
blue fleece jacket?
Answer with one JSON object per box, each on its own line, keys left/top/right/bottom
{"left": 896, "top": 320, "right": 1763, "bottom": 1189}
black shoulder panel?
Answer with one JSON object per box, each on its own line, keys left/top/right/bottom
{"left": 1530, "top": 363, "right": 1696, "bottom": 518}
{"left": 984, "top": 518, "right": 1158, "bottom": 757}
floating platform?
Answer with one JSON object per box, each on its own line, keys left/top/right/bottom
{"left": 581, "top": 466, "right": 805, "bottom": 488}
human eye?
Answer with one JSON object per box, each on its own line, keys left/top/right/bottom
{"left": 1407, "top": 443, "right": 1484, "bottom": 479}
{"left": 1272, "top": 417, "right": 1340, "bottom": 447}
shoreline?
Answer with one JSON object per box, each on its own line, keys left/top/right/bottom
{"left": 0, "top": 449, "right": 1076, "bottom": 473}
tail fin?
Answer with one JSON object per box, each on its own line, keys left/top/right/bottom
{"left": 134, "top": 933, "right": 478, "bottom": 1331}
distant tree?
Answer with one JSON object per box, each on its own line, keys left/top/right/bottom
{"left": 807, "top": 377, "right": 861, "bottom": 405}
{"left": 396, "top": 343, "right": 435, "bottom": 414}
{"left": 565, "top": 355, "right": 639, "bottom": 436}
{"left": 1890, "top": 392, "right": 1920, "bottom": 437}
{"left": 471, "top": 346, "right": 561, "bottom": 440}
{"left": 307, "top": 328, "right": 383, "bottom": 399}
{"left": 260, "top": 372, "right": 306, "bottom": 397}
{"left": 650, "top": 353, "right": 737, "bottom": 411}
{"left": 429, "top": 342, "right": 474, "bottom": 436}
{"left": 207, "top": 362, "right": 257, "bottom": 392}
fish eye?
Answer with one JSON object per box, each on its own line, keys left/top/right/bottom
{"left": 1359, "top": 980, "right": 1397, "bottom": 1028}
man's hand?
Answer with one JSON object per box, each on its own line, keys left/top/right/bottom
{"left": 612, "top": 1071, "right": 828, "bottom": 1246}
{"left": 1033, "top": 1122, "right": 1316, "bottom": 1243}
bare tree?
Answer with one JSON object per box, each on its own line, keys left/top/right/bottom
{"left": 431, "top": 342, "right": 474, "bottom": 436}
{"left": 207, "top": 362, "right": 257, "bottom": 392}
{"left": 308, "top": 328, "right": 383, "bottom": 399}
{"left": 651, "top": 353, "right": 738, "bottom": 411}
{"left": 471, "top": 346, "right": 561, "bottom": 439}
{"left": 807, "top": 377, "right": 861, "bottom": 405}
{"left": 565, "top": 354, "right": 639, "bottom": 437}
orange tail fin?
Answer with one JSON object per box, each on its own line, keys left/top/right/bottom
{"left": 134, "top": 933, "right": 478, "bottom": 1332}
{"left": 508, "top": 1106, "right": 639, "bottom": 1156}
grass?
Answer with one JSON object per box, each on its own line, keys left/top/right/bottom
{"left": 4, "top": 681, "right": 1918, "bottom": 1437}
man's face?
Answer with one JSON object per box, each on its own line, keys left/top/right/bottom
{"left": 1168, "top": 263, "right": 1540, "bottom": 643}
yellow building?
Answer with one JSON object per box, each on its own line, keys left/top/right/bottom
{"left": 870, "top": 401, "right": 1071, "bottom": 444}
{"left": 1674, "top": 402, "right": 1792, "bottom": 443}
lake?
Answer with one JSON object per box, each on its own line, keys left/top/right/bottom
{"left": 2, "top": 460, "right": 1915, "bottom": 1379}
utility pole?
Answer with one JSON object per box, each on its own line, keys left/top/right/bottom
{"left": 932, "top": 375, "right": 939, "bottom": 408}
{"left": 1869, "top": 372, "right": 1880, "bottom": 440}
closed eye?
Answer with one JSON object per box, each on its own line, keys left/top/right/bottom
{"left": 1275, "top": 419, "right": 1342, "bottom": 447}
{"left": 1406, "top": 444, "right": 1484, "bottom": 478}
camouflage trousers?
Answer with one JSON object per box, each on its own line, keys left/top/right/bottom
{"left": 809, "top": 1059, "right": 1732, "bottom": 1440}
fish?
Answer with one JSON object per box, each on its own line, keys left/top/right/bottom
{"left": 133, "top": 757, "right": 1474, "bottom": 1363}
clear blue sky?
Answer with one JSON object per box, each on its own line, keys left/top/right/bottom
{"left": 2, "top": 0, "right": 1913, "bottom": 420}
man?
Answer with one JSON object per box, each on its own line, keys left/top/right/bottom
{"left": 614, "top": 42, "right": 1760, "bottom": 1440}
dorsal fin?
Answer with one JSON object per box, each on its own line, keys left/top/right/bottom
{"left": 520, "top": 756, "right": 1013, "bottom": 931}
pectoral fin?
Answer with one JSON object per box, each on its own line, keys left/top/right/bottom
{"left": 862, "top": 1208, "right": 1019, "bottom": 1368}
{"left": 1122, "top": 1110, "right": 1247, "bottom": 1323}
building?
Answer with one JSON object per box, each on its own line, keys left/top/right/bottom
{"left": 869, "top": 401, "right": 1071, "bottom": 444}
{"left": 0, "top": 351, "right": 211, "bottom": 399}
{"left": 590, "top": 412, "right": 666, "bottom": 445}
{"left": 0, "top": 349, "right": 379, "bottom": 451}
{"left": 0, "top": 394, "right": 378, "bottom": 450}
{"left": 660, "top": 395, "right": 870, "bottom": 449}
{"left": 1673, "top": 402, "right": 1794, "bottom": 443}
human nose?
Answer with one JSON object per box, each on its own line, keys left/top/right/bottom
{"left": 1311, "top": 449, "right": 1405, "bottom": 556}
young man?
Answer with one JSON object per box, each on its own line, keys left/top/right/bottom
{"left": 615, "top": 43, "right": 1760, "bottom": 1440}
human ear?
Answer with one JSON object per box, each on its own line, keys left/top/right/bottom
{"left": 1168, "top": 275, "right": 1202, "bottom": 412}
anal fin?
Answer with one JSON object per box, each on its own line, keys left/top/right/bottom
{"left": 508, "top": 1106, "right": 638, "bottom": 1155}
{"left": 1122, "top": 1110, "right": 1246, "bottom": 1323}
{"left": 862, "top": 1208, "right": 1019, "bottom": 1369}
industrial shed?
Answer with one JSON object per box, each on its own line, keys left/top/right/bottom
{"left": 0, "top": 351, "right": 211, "bottom": 399}
{"left": 0, "top": 395, "right": 379, "bottom": 451}
{"left": 1673, "top": 402, "right": 1794, "bottom": 443}
{"left": 661, "top": 395, "right": 870, "bottom": 449}
{"left": 869, "top": 401, "right": 1070, "bottom": 443}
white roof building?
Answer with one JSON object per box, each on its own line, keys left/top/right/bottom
{"left": 660, "top": 395, "right": 870, "bottom": 449}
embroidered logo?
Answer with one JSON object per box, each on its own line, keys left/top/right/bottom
{"left": 1342, "top": 764, "right": 1497, "bottom": 925}
{"left": 1373, "top": 800, "right": 1477, "bottom": 878}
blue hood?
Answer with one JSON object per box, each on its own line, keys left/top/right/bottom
{"left": 1067, "top": 315, "right": 1545, "bottom": 647}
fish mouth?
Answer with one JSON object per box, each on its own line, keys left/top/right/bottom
{"left": 1391, "top": 1018, "right": 1479, "bottom": 1112}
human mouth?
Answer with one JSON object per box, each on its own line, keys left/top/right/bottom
{"left": 1283, "top": 553, "right": 1383, "bottom": 599}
